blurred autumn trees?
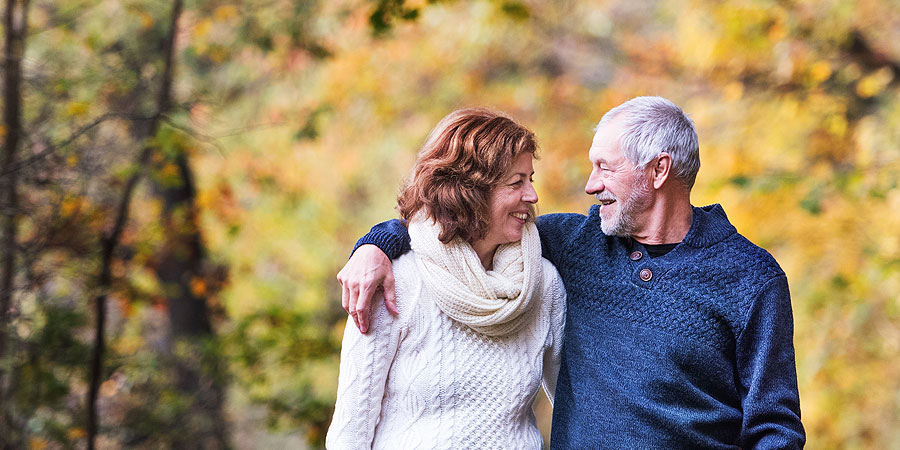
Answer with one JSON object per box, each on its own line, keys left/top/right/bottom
{"left": 0, "top": 0, "right": 898, "bottom": 449}
{"left": 0, "top": 0, "right": 427, "bottom": 448}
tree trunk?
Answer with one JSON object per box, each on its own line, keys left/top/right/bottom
{"left": 85, "top": 1, "right": 226, "bottom": 449}
{"left": 154, "top": 148, "right": 229, "bottom": 450}
{"left": 87, "top": 152, "right": 151, "bottom": 449}
{"left": 0, "top": 1, "right": 29, "bottom": 448}
{"left": 150, "top": 0, "right": 227, "bottom": 448}
{"left": 151, "top": 1, "right": 227, "bottom": 441}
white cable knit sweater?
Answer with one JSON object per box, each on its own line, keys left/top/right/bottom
{"left": 326, "top": 252, "right": 567, "bottom": 449}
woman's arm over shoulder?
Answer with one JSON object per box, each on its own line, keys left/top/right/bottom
{"left": 326, "top": 254, "right": 419, "bottom": 449}
{"left": 539, "top": 258, "right": 567, "bottom": 406}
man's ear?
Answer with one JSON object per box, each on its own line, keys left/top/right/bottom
{"left": 652, "top": 153, "right": 672, "bottom": 190}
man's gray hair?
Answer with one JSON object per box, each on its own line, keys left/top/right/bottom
{"left": 597, "top": 96, "right": 700, "bottom": 189}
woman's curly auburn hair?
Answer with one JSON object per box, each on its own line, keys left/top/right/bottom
{"left": 397, "top": 108, "right": 538, "bottom": 244}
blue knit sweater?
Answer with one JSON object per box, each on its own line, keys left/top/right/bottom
{"left": 354, "top": 204, "right": 805, "bottom": 449}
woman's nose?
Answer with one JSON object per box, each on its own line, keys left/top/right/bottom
{"left": 523, "top": 182, "right": 538, "bottom": 203}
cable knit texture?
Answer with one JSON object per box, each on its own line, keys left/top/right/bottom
{"left": 408, "top": 216, "right": 542, "bottom": 337}
{"left": 351, "top": 204, "right": 805, "bottom": 449}
{"left": 326, "top": 253, "right": 566, "bottom": 449}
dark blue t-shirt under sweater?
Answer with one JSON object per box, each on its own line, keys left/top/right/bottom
{"left": 353, "top": 204, "right": 805, "bottom": 449}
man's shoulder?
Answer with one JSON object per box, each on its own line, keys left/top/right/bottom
{"left": 689, "top": 204, "right": 784, "bottom": 279}
{"left": 536, "top": 206, "right": 599, "bottom": 236}
{"left": 720, "top": 231, "right": 785, "bottom": 279}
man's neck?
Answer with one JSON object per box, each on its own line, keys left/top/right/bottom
{"left": 631, "top": 194, "right": 693, "bottom": 245}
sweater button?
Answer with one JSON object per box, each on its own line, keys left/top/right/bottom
{"left": 639, "top": 268, "right": 652, "bottom": 282}
{"left": 630, "top": 251, "right": 643, "bottom": 261}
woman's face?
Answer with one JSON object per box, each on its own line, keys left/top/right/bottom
{"left": 476, "top": 152, "right": 538, "bottom": 250}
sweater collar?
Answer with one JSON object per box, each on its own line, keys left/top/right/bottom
{"left": 681, "top": 204, "right": 737, "bottom": 248}
{"left": 589, "top": 203, "right": 737, "bottom": 248}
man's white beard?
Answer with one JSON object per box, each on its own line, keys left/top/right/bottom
{"left": 601, "top": 174, "right": 652, "bottom": 237}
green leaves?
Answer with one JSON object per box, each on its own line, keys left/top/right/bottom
{"left": 369, "top": 0, "right": 421, "bottom": 36}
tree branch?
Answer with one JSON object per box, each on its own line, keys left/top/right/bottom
{"left": 0, "top": 112, "right": 155, "bottom": 177}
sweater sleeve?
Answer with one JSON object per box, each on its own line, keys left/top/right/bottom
{"left": 535, "top": 212, "right": 587, "bottom": 269}
{"left": 541, "top": 261, "right": 567, "bottom": 407}
{"left": 736, "top": 274, "right": 806, "bottom": 449}
{"left": 326, "top": 287, "right": 404, "bottom": 449}
{"left": 351, "top": 219, "right": 411, "bottom": 260}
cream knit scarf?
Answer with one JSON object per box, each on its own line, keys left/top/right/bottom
{"left": 408, "top": 215, "right": 543, "bottom": 337}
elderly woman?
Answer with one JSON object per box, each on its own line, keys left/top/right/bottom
{"left": 326, "top": 109, "right": 566, "bottom": 449}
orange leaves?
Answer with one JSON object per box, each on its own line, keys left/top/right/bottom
{"left": 60, "top": 196, "right": 84, "bottom": 218}
{"left": 158, "top": 162, "right": 180, "bottom": 180}
{"left": 190, "top": 277, "right": 207, "bottom": 297}
{"left": 66, "top": 428, "right": 86, "bottom": 440}
{"left": 137, "top": 11, "right": 154, "bottom": 30}
{"left": 809, "top": 61, "right": 833, "bottom": 84}
{"left": 723, "top": 82, "right": 744, "bottom": 101}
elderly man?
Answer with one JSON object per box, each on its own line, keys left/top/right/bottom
{"left": 337, "top": 97, "right": 805, "bottom": 448}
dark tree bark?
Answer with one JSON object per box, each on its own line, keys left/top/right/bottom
{"left": 0, "top": 1, "right": 29, "bottom": 449}
{"left": 85, "top": 1, "right": 227, "bottom": 448}
{"left": 85, "top": 1, "right": 220, "bottom": 449}
{"left": 154, "top": 142, "right": 229, "bottom": 450}
{"left": 149, "top": 0, "right": 227, "bottom": 441}
{"left": 87, "top": 141, "right": 156, "bottom": 450}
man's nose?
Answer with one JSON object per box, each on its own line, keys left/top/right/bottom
{"left": 585, "top": 171, "right": 604, "bottom": 195}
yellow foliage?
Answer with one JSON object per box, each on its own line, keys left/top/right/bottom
{"left": 28, "top": 439, "right": 47, "bottom": 450}
{"left": 826, "top": 114, "right": 848, "bottom": 138}
{"left": 172, "top": 0, "right": 900, "bottom": 447}
{"left": 208, "top": 46, "right": 228, "bottom": 63}
{"left": 809, "top": 60, "right": 832, "bottom": 83}
{"left": 214, "top": 5, "right": 239, "bottom": 21}
{"left": 194, "top": 18, "right": 213, "bottom": 39}
{"left": 65, "top": 101, "right": 89, "bottom": 117}
{"left": 114, "top": 334, "right": 143, "bottom": 355}
{"left": 856, "top": 67, "right": 894, "bottom": 98}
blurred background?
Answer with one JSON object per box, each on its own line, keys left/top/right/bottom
{"left": 0, "top": 0, "right": 898, "bottom": 448}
